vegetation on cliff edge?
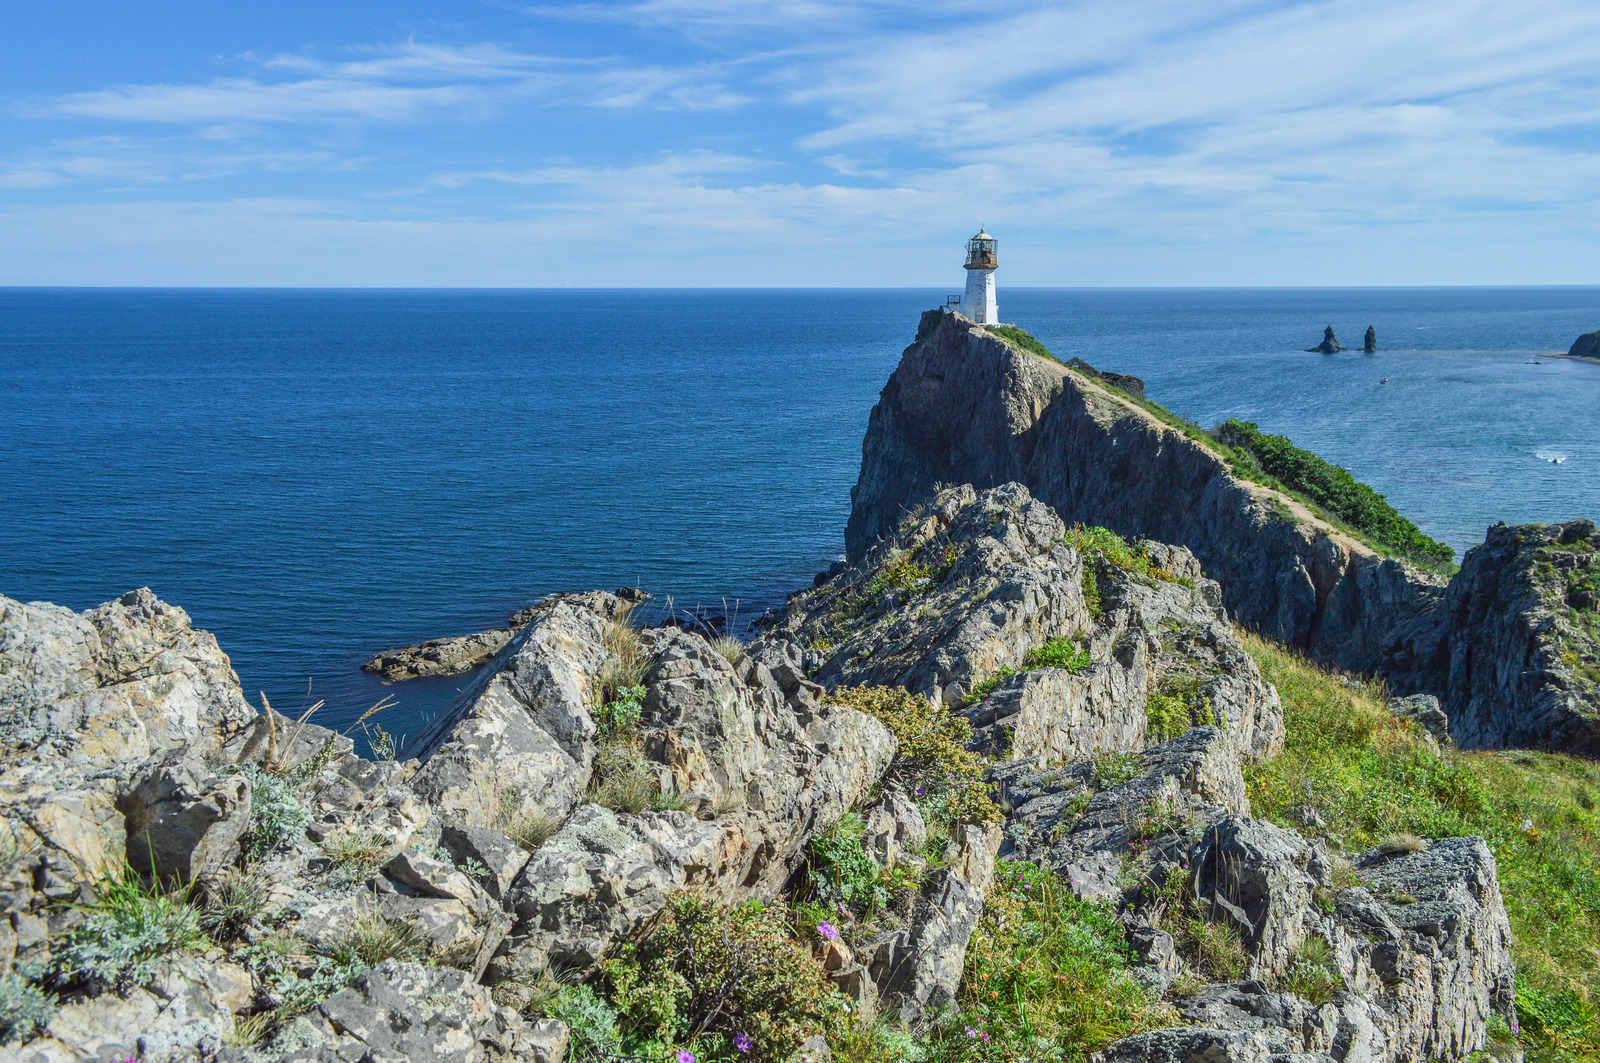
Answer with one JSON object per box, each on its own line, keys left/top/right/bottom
{"left": 1242, "top": 632, "right": 1600, "bottom": 1061}
{"left": 980, "top": 324, "right": 1457, "bottom": 573}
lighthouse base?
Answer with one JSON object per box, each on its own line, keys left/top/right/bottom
{"left": 962, "top": 269, "right": 998, "bottom": 324}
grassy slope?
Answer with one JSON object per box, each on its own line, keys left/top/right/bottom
{"left": 978, "top": 323, "right": 1457, "bottom": 573}
{"left": 1242, "top": 632, "right": 1600, "bottom": 1061}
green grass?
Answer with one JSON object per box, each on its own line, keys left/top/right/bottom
{"left": 920, "top": 859, "right": 1174, "bottom": 1061}
{"left": 1241, "top": 632, "right": 1600, "bottom": 1061}
{"left": 1023, "top": 636, "right": 1092, "bottom": 673}
{"left": 984, "top": 325, "right": 1458, "bottom": 574}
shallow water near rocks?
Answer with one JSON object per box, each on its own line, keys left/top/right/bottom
{"left": 2, "top": 286, "right": 1597, "bottom": 741}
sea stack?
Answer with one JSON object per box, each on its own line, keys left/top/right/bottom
{"left": 1307, "top": 325, "right": 1343, "bottom": 353}
{"left": 1364, "top": 325, "right": 1378, "bottom": 352}
{"left": 1570, "top": 330, "right": 1600, "bottom": 360}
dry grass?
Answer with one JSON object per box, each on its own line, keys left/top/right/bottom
{"left": 495, "top": 787, "right": 563, "bottom": 852}
{"left": 711, "top": 634, "right": 746, "bottom": 667}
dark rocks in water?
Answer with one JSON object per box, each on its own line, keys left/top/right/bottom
{"left": 1570, "top": 330, "right": 1600, "bottom": 360}
{"left": 1305, "top": 325, "right": 1343, "bottom": 353}
{"left": 1065, "top": 357, "right": 1145, "bottom": 401}
{"left": 1364, "top": 325, "right": 1378, "bottom": 352}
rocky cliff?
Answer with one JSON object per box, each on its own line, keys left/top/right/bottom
{"left": 846, "top": 309, "right": 1441, "bottom": 676}
{"left": 1386, "top": 520, "right": 1600, "bottom": 756}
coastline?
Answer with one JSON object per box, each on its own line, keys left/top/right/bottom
{"left": 1543, "top": 350, "right": 1600, "bottom": 365}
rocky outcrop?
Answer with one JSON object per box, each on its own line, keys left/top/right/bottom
{"left": 1364, "top": 326, "right": 1378, "bottom": 353}
{"left": 361, "top": 590, "right": 648, "bottom": 683}
{"left": 845, "top": 310, "right": 1441, "bottom": 678}
{"left": 766, "top": 482, "right": 1282, "bottom": 766}
{"left": 1569, "top": 330, "right": 1600, "bottom": 360}
{"left": 1307, "top": 326, "right": 1344, "bottom": 353}
{"left": 1385, "top": 520, "right": 1600, "bottom": 754}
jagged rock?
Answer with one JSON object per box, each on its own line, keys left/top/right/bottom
{"left": 1343, "top": 836, "right": 1517, "bottom": 1061}
{"left": 1127, "top": 926, "right": 1180, "bottom": 992}
{"left": 15, "top": 955, "right": 251, "bottom": 1063}
{"left": 496, "top": 641, "right": 894, "bottom": 974}
{"left": 1093, "top": 1025, "right": 1330, "bottom": 1063}
{"left": 405, "top": 592, "right": 622, "bottom": 829}
{"left": 385, "top": 848, "right": 482, "bottom": 903}
{"left": 118, "top": 753, "right": 252, "bottom": 885}
{"left": 999, "top": 726, "right": 1250, "bottom": 898}
{"left": 1307, "top": 326, "right": 1344, "bottom": 353}
{"left": 1364, "top": 326, "right": 1378, "bottom": 353}
{"left": 862, "top": 823, "right": 1002, "bottom": 1023}
{"left": 222, "top": 708, "right": 355, "bottom": 776}
{"left": 0, "top": 588, "right": 255, "bottom": 767}
{"left": 1569, "top": 330, "right": 1600, "bottom": 360}
{"left": 1191, "top": 817, "right": 1319, "bottom": 978}
{"left": 440, "top": 824, "right": 530, "bottom": 901}
{"left": 1386, "top": 694, "right": 1450, "bottom": 746}
{"left": 861, "top": 790, "right": 926, "bottom": 868}
{"left": 243, "top": 960, "right": 532, "bottom": 1063}
{"left": 763, "top": 482, "right": 1094, "bottom": 702}
{"left": 844, "top": 310, "right": 1441, "bottom": 680}
{"left": 1386, "top": 520, "right": 1600, "bottom": 754}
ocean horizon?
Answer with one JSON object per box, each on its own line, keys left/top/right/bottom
{"left": 5, "top": 285, "right": 1598, "bottom": 745}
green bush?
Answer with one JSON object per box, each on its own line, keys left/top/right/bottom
{"left": 806, "top": 813, "right": 890, "bottom": 915}
{"left": 240, "top": 764, "right": 311, "bottom": 860}
{"left": 52, "top": 866, "right": 206, "bottom": 991}
{"left": 595, "top": 685, "right": 645, "bottom": 739}
{"left": 985, "top": 325, "right": 1060, "bottom": 364}
{"left": 0, "top": 972, "right": 56, "bottom": 1045}
{"left": 926, "top": 860, "right": 1173, "bottom": 1058}
{"left": 1214, "top": 420, "right": 1454, "bottom": 570}
{"left": 1023, "top": 636, "right": 1091, "bottom": 673}
{"left": 825, "top": 686, "right": 999, "bottom": 826}
{"left": 958, "top": 667, "right": 1015, "bottom": 707}
{"left": 600, "top": 895, "right": 839, "bottom": 1061}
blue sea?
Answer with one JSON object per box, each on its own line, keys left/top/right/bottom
{"left": 3, "top": 287, "right": 1598, "bottom": 745}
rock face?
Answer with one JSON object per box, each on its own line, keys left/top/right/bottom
{"left": 1066, "top": 357, "right": 1146, "bottom": 401}
{"left": 765, "top": 483, "right": 1282, "bottom": 766}
{"left": 1307, "top": 326, "right": 1344, "bottom": 353}
{"left": 845, "top": 310, "right": 1440, "bottom": 677}
{"left": 1569, "top": 330, "right": 1600, "bottom": 360}
{"left": 1386, "top": 520, "right": 1600, "bottom": 755}
{"left": 1364, "top": 326, "right": 1378, "bottom": 353}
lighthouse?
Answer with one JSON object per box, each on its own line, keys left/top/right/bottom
{"left": 961, "top": 228, "right": 998, "bottom": 324}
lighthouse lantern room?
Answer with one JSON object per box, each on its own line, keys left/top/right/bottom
{"left": 961, "top": 229, "right": 999, "bottom": 324}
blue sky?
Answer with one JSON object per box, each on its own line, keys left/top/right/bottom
{"left": 2, "top": 0, "right": 1598, "bottom": 286}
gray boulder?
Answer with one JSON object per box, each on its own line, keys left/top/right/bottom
{"left": 118, "top": 753, "right": 252, "bottom": 885}
{"left": 246, "top": 960, "right": 534, "bottom": 1063}
{"left": 1191, "top": 817, "right": 1318, "bottom": 978}
{"left": 440, "top": 824, "right": 531, "bottom": 902}
{"left": 1386, "top": 694, "right": 1450, "bottom": 746}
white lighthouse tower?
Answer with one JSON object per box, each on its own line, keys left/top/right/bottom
{"left": 961, "top": 228, "right": 999, "bottom": 324}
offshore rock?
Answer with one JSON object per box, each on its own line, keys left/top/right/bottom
{"left": 1307, "top": 326, "right": 1344, "bottom": 353}
{"left": 1364, "top": 326, "right": 1378, "bottom": 353}
{"left": 845, "top": 311, "right": 1441, "bottom": 678}
{"left": 1569, "top": 329, "right": 1600, "bottom": 360}
{"left": 1386, "top": 520, "right": 1600, "bottom": 754}
{"left": 361, "top": 608, "right": 536, "bottom": 683}
{"left": 405, "top": 592, "right": 631, "bottom": 829}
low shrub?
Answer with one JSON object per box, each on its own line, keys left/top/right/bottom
{"left": 1276, "top": 936, "right": 1343, "bottom": 1005}
{"left": 1180, "top": 917, "right": 1246, "bottom": 981}
{"left": 958, "top": 667, "right": 1015, "bottom": 707}
{"left": 51, "top": 865, "right": 206, "bottom": 991}
{"left": 805, "top": 813, "right": 890, "bottom": 916}
{"left": 600, "top": 894, "right": 839, "bottom": 1061}
{"left": 240, "top": 764, "right": 311, "bottom": 860}
{"left": 1092, "top": 751, "right": 1143, "bottom": 789}
{"left": 1213, "top": 420, "right": 1454, "bottom": 571}
{"left": 1023, "top": 636, "right": 1091, "bottom": 673}
{"left": 594, "top": 684, "right": 645, "bottom": 739}
{"left": 825, "top": 686, "right": 999, "bottom": 826}
{"left": 0, "top": 973, "right": 56, "bottom": 1046}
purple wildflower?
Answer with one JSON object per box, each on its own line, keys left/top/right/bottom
{"left": 817, "top": 922, "right": 839, "bottom": 941}
{"left": 677, "top": 1051, "right": 696, "bottom": 1063}
{"left": 734, "top": 1033, "right": 753, "bottom": 1054}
